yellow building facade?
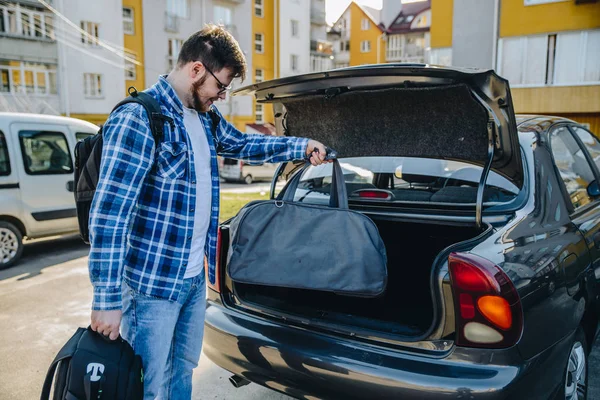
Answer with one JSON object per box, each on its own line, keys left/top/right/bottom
{"left": 348, "top": 2, "right": 385, "bottom": 66}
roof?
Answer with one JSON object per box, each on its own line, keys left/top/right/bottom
{"left": 386, "top": 0, "right": 431, "bottom": 34}
{"left": 246, "top": 123, "right": 277, "bottom": 135}
{"left": 331, "top": 1, "right": 384, "bottom": 33}
{"left": 0, "top": 112, "right": 99, "bottom": 130}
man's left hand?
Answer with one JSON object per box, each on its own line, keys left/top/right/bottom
{"left": 306, "top": 140, "right": 331, "bottom": 166}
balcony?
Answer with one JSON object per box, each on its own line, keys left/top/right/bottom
{"left": 310, "top": 39, "right": 333, "bottom": 55}
{"left": 386, "top": 34, "right": 426, "bottom": 63}
{"left": 165, "top": 12, "right": 179, "bottom": 33}
{"left": 218, "top": 0, "right": 245, "bottom": 3}
{"left": 310, "top": 8, "right": 326, "bottom": 25}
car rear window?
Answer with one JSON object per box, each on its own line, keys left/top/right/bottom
{"left": 292, "top": 157, "right": 519, "bottom": 205}
{"left": 0, "top": 131, "right": 9, "bottom": 176}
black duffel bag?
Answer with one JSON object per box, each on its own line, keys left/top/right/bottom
{"left": 227, "top": 159, "right": 387, "bottom": 297}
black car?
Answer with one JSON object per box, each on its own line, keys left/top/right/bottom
{"left": 203, "top": 65, "right": 600, "bottom": 399}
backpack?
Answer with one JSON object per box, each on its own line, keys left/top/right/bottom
{"left": 41, "top": 327, "right": 143, "bottom": 400}
{"left": 74, "top": 87, "right": 221, "bottom": 244}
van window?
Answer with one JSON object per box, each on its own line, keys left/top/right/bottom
{"left": 19, "top": 130, "right": 73, "bottom": 175}
{"left": 76, "top": 132, "right": 95, "bottom": 141}
{"left": 0, "top": 131, "right": 9, "bottom": 176}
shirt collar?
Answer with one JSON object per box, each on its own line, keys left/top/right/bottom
{"left": 155, "top": 75, "right": 184, "bottom": 116}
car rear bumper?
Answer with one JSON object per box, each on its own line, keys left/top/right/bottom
{"left": 204, "top": 299, "right": 571, "bottom": 400}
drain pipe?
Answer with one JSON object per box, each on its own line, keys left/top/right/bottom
{"left": 229, "top": 375, "right": 250, "bottom": 388}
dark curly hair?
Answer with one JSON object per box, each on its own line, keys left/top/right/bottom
{"left": 177, "top": 24, "right": 246, "bottom": 81}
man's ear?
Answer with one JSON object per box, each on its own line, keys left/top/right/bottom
{"left": 190, "top": 61, "right": 205, "bottom": 79}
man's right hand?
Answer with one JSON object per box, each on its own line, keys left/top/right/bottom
{"left": 91, "top": 310, "right": 122, "bottom": 340}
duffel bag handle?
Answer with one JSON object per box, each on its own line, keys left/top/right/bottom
{"left": 280, "top": 158, "right": 347, "bottom": 209}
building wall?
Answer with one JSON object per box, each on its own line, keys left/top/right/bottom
{"left": 430, "top": 0, "right": 453, "bottom": 48}
{"left": 451, "top": 0, "right": 497, "bottom": 69}
{"left": 59, "top": 0, "right": 124, "bottom": 122}
{"left": 123, "top": 0, "right": 145, "bottom": 95}
{"left": 278, "top": 0, "right": 310, "bottom": 77}
{"left": 349, "top": 2, "right": 383, "bottom": 66}
{"left": 252, "top": 0, "right": 276, "bottom": 124}
{"left": 500, "top": 0, "right": 600, "bottom": 38}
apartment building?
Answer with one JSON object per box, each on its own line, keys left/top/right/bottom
{"left": 430, "top": 0, "right": 600, "bottom": 132}
{"left": 310, "top": 0, "right": 333, "bottom": 72}
{"left": 329, "top": 2, "right": 384, "bottom": 68}
{"left": 385, "top": 0, "right": 431, "bottom": 64}
{"left": 0, "top": 0, "right": 60, "bottom": 114}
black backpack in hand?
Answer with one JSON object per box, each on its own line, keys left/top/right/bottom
{"left": 41, "top": 327, "right": 143, "bottom": 400}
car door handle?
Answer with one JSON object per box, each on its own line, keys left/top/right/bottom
{"left": 66, "top": 180, "right": 74, "bottom": 192}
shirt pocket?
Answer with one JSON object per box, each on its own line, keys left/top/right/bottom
{"left": 156, "top": 141, "right": 188, "bottom": 180}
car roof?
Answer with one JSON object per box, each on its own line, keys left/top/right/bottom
{"left": 0, "top": 112, "right": 99, "bottom": 131}
{"left": 516, "top": 114, "right": 579, "bottom": 133}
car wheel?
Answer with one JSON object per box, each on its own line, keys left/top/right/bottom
{"left": 0, "top": 221, "right": 24, "bottom": 270}
{"left": 244, "top": 175, "right": 253, "bottom": 185}
{"left": 557, "top": 327, "right": 588, "bottom": 400}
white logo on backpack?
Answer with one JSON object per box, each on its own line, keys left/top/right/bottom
{"left": 86, "top": 363, "right": 105, "bottom": 382}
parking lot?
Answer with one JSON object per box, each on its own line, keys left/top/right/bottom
{"left": 0, "top": 232, "right": 598, "bottom": 399}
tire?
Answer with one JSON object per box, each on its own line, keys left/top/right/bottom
{"left": 556, "top": 327, "right": 588, "bottom": 400}
{"left": 0, "top": 221, "right": 24, "bottom": 270}
{"left": 244, "top": 175, "right": 253, "bottom": 185}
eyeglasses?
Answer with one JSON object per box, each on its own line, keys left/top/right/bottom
{"left": 204, "top": 65, "right": 232, "bottom": 94}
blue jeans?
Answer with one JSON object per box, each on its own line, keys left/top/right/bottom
{"left": 121, "top": 273, "right": 206, "bottom": 399}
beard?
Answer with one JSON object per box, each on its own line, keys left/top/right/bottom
{"left": 190, "top": 76, "right": 214, "bottom": 113}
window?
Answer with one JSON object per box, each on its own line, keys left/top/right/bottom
{"left": 0, "top": 132, "right": 10, "bottom": 176}
{"left": 361, "top": 40, "right": 371, "bottom": 53}
{"left": 291, "top": 19, "right": 299, "bottom": 37}
{"left": 0, "top": 4, "right": 53, "bottom": 39}
{"left": 0, "top": 61, "right": 57, "bottom": 95}
{"left": 125, "top": 53, "right": 136, "bottom": 80}
{"left": 291, "top": 54, "right": 299, "bottom": 71}
{"left": 361, "top": 18, "right": 370, "bottom": 30}
{"left": 255, "top": 102, "right": 264, "bottom": 123}
{"left": 550, "top": 126, "right": 596, "bottom": 209}
{"left": 166, "top": 0, "right": 189, "bottom": 18}
{"left": 255, "top": 68, "right": 264, "bottom": 83}
{"left": 76, "top": 132, "right": 95, "bottom": 142}
{"left": 80, "top": 21, "right": 99, "bottom": 45}
{"left": 571, "top": 126, "right": 600, "bottom": 173}
{"left": 19, "top": 130, "right": 73, "bottom": 175}
{"left": 83, "top": 73, "right": 103, "bottom": 98}
{"left": 498, "top": 30, "right": 600, "bottom": 87}
{"left": 254, "top": 0, "right": 263, "bottom": 17}
{"left": 214, "top": 5, "right": 232, "bottom": 26}
{"left": 122, "top": 7, "right": 134, "bottom": 35}
{"left": 254, "top": 33, "right": 264, "bottom": 53}
{"left": 168, "top": 38, "right": 184, "bottom": 70}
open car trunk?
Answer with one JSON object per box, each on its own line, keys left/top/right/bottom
{"left": 231, "top": 218, "right": 486, "bottom": 339}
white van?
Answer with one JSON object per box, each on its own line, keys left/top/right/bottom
{"left": 219, "top": 158, "right": 278, "bottom": 184}
{"left": 0, "top": 112, "right": 99, "bottom": 269}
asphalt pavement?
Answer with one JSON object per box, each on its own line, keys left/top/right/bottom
{"left": 1, "top": 234, "right": 599, "bottom": 399}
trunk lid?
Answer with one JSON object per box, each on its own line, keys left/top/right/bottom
{"left": 233, "top": 64, "right": 523, "bottom": 189}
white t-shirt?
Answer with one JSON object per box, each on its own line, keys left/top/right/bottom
{"left": 182, "top": 106, "right": 212, "bottom": 279}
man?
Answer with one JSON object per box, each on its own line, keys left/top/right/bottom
{"left": 88, "top": 25, "right": 328, "bottom": 399}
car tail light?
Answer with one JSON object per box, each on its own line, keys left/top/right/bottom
{"left": 205, "top": 227, "right": 222, "bottom": 293}
{"left": 448, "top": 252, "right": 523, "bottom": 348}
{"left": 351, "top": 190, "right": 393, "bottom": 200}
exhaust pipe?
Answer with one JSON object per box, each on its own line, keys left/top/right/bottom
{"left": 229, "top": 374, "right": 250, "bottom": 388}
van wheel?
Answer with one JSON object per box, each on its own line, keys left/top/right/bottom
{"left": 0, "top": 221, "right": 24, "bottom": 270}
{"left": 556, "top": 327, "right": 588, "bottom": 400}
{"left": 244, "top": 175, "right": 253, "bottom": 185}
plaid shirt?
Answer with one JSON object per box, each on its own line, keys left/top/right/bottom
{"left": 89, "top": 76, "right": 308, "bottom": 310}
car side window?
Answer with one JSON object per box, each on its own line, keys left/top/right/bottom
{"left": 19, "top": 130, "right": 73, "bottom": 175}
{"left": 571, "top": 126, "right": 600, "bottom": 172}
{"left": 76, "top": 132, "right": 95, "bottom": 141}
{"left": 550, "top": 126, "right": 596, "bottom": 209}
{"left": 0, "top": 131, "right": 10, "bottom": 176}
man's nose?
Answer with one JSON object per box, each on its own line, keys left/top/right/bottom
{"left": 218, "top": 91, "right": 227, "bottom": 101}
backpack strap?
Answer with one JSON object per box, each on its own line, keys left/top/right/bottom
{"left": 111, "top": 86, "right": 174, "bottom": 142}
{"left": 207, "top": 109, "right": 222, "bottom": 152}
{"left": 40, "top": 328, "right": 87, "bottom": 400}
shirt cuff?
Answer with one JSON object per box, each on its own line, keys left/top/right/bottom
{"left": 92, "top": 286, "right": 122, "bottom": 311}
{"left": 290, "top": 137, "right": 310, "bottom": 161}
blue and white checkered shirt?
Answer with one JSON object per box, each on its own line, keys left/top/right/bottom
{"left": 89, "top": 76, "right": 308, "bottom": 310}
